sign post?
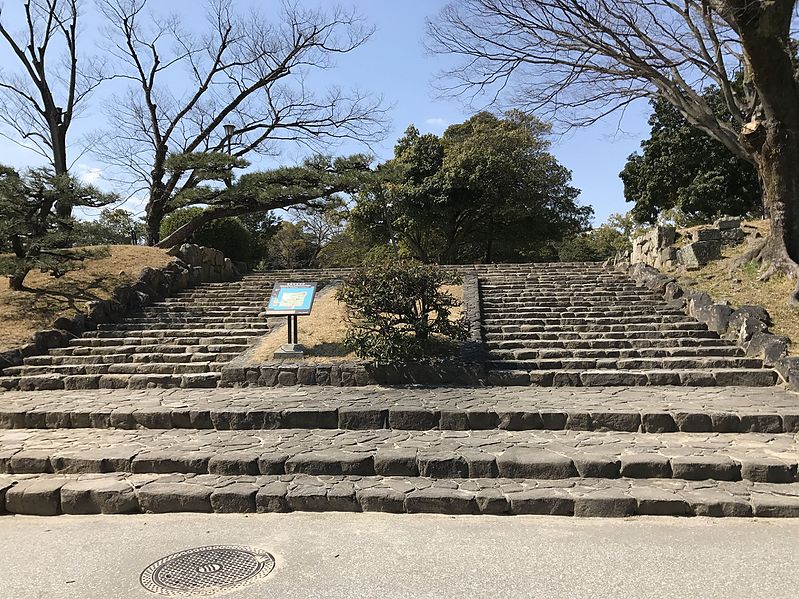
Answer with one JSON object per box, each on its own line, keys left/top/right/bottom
{"left": 265, "top": 282, "right": 318, "bottom": 358}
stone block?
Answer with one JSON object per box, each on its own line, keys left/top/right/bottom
{"left": 439, "top": 409, "right": 469, "bottom": 430}
{"left": 405, "top": 488, "right": 476, "bottom": 515}
{"left": 508, "top": 489, "right": 574, "bottom": 516}
{"left": 692, "top": 227, "right": 721, "bottom": 242}
{"left": 338, "top": 407, "right": 387, "bottom": 430}
{"left": 679, "top": 241, "right": 721, "bottom": 269}
{"left": 696, "top": 304, "right": 733, "bottom": 334}
{"left": 670, "top": 456, "right": 739, "bottom": 481}
{"left": 641, "top": 412, "right": 677, "bottom": 433}
{"left": 282, "top": 408, "right": 337, "bottom": 429}
{"left": 495, "top": 411, "right": 543, "bottom": 430}
{"left": 474, "top": 489, "right": 509, "bottom": 515}
{"left": 619, "top": 454, "right": 671, "bottom": 478}
{"left": 574, "top": 492, "right": 636, "bottom": 517}
{"left": 357, "top": 487, "right": 406, "bottom": 513}
{"left": 373, "top": 449, "right": 418, "bottom": 476}
{"left": 284, "top": 450, "right": 374, "bottom": 476}
{"left": 673, "top": 411, "right": 713, "bottom": 432}
{"left": 496, "top": 449, "right": 577, "bottom": 479}
{"left": 257, "top": 453, "right": 288, "bottom": 475}
{"left": 572, "top": 455, "right": 620, "bottom": 478}
{"left": 388, "top": 407, "right": 438, "bottom": 430}
{"left": 131, "top": 451, "right": 211, "bottom": 474}
{"left": 255, "top": 481, "right": 289, "bottom": 512}
{"left": 417, "top": 453, "right": 469, "bottom": 478}
{"left": 751, "top": 494, "right": 799, "bottom": 518}
{"left": 61, "top": 479, "right": 138, "bottom": 514}
{"left": 286, "top": 485, "right": 329, "bottom": 511}
{"left": 739, "top": 413, "right": 783, "bottom": 433}
{"left": 210, "top": 484, "right": 257, "bottom": 513}
{"left": 590, "top": 411, "right": 641, "bottom": 432}
{"left": 5, "top": 479, "right": 65, "bottom": 515}
{"left": 631, "top": 488, "right": 690, "bottom": 516}
{"left": 683, "top": 490, "right": 752, "bottom": 517}
{"left": 10, "top": 451, "right": 52, "bottom": 474}
{"left": 740, "top": 459, "right": 796, "bottom": 483}
{"left": 138, "top": 483, "right": 213, "bottom": 513}
{"left": 208, "top": 452, "right": 260, "bottom": 475}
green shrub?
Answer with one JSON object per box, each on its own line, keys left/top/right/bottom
{"left": 336, "top": 258, "right": 468, "bottom": 364}
{"left": 160, "top": 208, "right": 253, "bottom": 261}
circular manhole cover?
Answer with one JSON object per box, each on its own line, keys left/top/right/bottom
{"left": 140, "top": 545, "right": 275, "bottom": 596}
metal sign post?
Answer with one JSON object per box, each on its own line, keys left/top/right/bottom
{"left": 265, "top": 282, "right": 318, "bottom": 358}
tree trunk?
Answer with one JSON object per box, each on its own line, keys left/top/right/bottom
{"left": 8, "top": 270, "right": 29, "bottom": 291}
{"left": 719, "top": 0, "right": 799, "bottom": 304}
{"left": 156, "top": 206, "right": 248, "bottom": 249}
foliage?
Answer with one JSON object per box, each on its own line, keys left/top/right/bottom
{"left": 558, "top": 216, "right": 632, "bottom": 262}
{"left": 351, "top": 112, "right": 590, "bottom": 263}
{"left": 621, "top": 91, "right": 762, "bottom": 225}
{"left": 74, "top": 209, "right": 147, "bottom": 245}
{"left": 0, "top": 166, "right": 115, "bottom": 290}
{"left": 336, "top": 259, "right": 468, "bottom": 364}
{"left": 160, "top": 208, "right": 253, "bottom": 262}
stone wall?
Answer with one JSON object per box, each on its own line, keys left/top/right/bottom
{"left": 625, "top": 262, "right": 798, "bottom": 390}
{"left": 627, "top": 217, "right": 747, "bottom": 271}
{"left": 0, "top": 244, "right": 239, "bottom": 372}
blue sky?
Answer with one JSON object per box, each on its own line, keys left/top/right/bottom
{"left": 0, "top": 0, "right": 652, "bottom": 225}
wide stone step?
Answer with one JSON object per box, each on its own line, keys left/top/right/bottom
{"left": 0, "top": 372, "right": 221, "bottom": 391}
{"left": 2, "top": 427, "right": 797, "bottom": 485}
{"left": 485, "top": 345, "right": 743, "bottom": 358}
{"left": 24, "top": 352, "right": 239, "bottom": 366}
{"left": 83, "top": 329, "right": 263, "bottom": 339}
{"left": 480, "top": 308, "right": 686, "bottom": 317}
{"left": 484, "top": 356, "right": 764, "bottom": 370}
{"left": 51, "top": 344, "right": 251, "bottom": 356}
{"left": 4, "top": 473, "right": 799, "bottom": 517}
{"left": 70, "top": 336, "right": 255, "bottom": 347}
{"left": 96, "top": 322, "right": 270, "bottom": 331}
{"left": 484, "top": 368, "right": 780, "bottom": 387}
{"left": 2, "top": 385, "right": 796, "bottom": 433}
{"left": 481, "top": 316, "right": 696, "bottom": 327}
{"left": 482, "top": 334, "right": 723, "bottom": 345}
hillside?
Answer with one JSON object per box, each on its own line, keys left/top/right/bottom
{"left": 665, "top": 220, "right": 798, "bottom": 355}
{"left": 0, "top": 245, "right": 172, "bottom": 352}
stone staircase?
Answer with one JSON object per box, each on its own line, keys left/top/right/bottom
{"left": 1, "top": 385, "right": 799, "bottom": 517}
{"left": 0, "top": 270, "right": 340, "bottom": 392}
{"left": 476, "top": 263, "right": 780, "bottom": 387}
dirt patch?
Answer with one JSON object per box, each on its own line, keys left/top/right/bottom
{"left": 0, "top": 245, "right": 173, "bottom": 352}
{"left": 665, "top": 221, "right": 799, "bottom": 355}
{"left": 252, "top": 283, "right": 465, "bottom": 364}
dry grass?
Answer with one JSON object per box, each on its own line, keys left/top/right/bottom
{"left": 252, "top": 283, "right": 465, "bottom": 364}
{"left": 665, "top": 220, "right": 799, "bottom": 355}
{"left": 253, "top": 284, "right": 355, "bottom": 363}
{"left": 0, "top": 245, "right": 172, "bottom": 352}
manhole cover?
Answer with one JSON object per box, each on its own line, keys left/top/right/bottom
{"left": 140, "top": 545, "right": 275, "bottom": 596}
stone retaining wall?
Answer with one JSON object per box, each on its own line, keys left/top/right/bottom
{"left": 628, "top": 217, "right": 748, "bottom": 271}
{"left": 624, "top": 262, "right": 798, "bottom": 390}
{"left": 0, "top": 244, "right": 239, "bottom": 373}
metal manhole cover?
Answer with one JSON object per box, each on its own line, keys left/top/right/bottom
{"left": 140, "top": 545, "right": 275, "bottom": 596}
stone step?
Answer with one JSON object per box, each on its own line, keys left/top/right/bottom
{"left": 484, "top": 356, "right": 764, "bottom": 370}
{"left": 25, "top": 352, "right": 239, "bottom": 366}
{"left": 2, "top": 427, "right": 797, "bottom": 485}
{"left": 484, "top": 345, "right": 743, "bottom": 358}
{"left": 82, "top": 328, "right": 264, "bottom": 339}
{"left": 70, "top": 336, "right": 255, "bottom": 347}
{"left": 482, "top": 326, "right": 711, "bottom": 337}
{"left": 481, "top": 316, "right": 697, "bottom": 327}
{"left": 2, "top": 385, "right": 796, "bottom": 433}
{"left": 5, "top": 362, "right": 222, "bottom": 377}
{"left": 481, "top": 319, "right": 702, "bottom": 330}
{"left": 4, "top": 473, "right": 799, "bottom": 517}
{"left": 484, "top": 369, "right": 780, "bottom": 387}
{"left": 480, "top": 307, "right": 686, "bottom": 317}
{"left": 96, "top": 322, "right": 270, "bottom": 331}
{"left": 481, "top": 334, "right": 723, "bottom": 345}
{"left": 0, "top": 372, "right": 221, "bottom": 391}
{"left": 51, "top": 344, "right": 251, "bottom": 356}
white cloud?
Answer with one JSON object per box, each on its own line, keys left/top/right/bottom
{"left": 78, "top": 166, "right": 103, "bottom": 185}
{"left": 424, "top": 117, "right": 448, "bottom": 128}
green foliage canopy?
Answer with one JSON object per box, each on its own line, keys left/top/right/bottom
{"left": 352, "top": 112, "right": 590, "bottom": 263}
{"left": 620, "top": 91, "right": 762, "bottom": 225}
{"left": 336, "top": 259, "right": 468, "bottom": 364}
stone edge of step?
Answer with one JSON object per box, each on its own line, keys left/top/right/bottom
{"left": 1, "top": 404, "right": 797, "bottom": 434}
{"left": 2, "top": 474, "right": 798, "bottom": 518}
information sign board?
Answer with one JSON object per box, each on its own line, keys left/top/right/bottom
{"left": 265, "top": 282, "right": 318, "bottom": 316}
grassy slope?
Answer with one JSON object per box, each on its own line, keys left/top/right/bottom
{"left": 253, "top": 284, "right": 464, "bottom": 363}
{"left": 0, "top": 245, "right": 172, "bottom": 352}
{"left": 665, "top": 220, "right": 799, "bottom": 355}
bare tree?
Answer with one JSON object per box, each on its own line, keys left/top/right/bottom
{"left": 96, "top": 0, "right": 387, "bottom": 246}
{"left": 428, "top": 0, "right": 799, "bottom": 304}
{"left": 0, "top": 0, "right": 103, "bottom": 215}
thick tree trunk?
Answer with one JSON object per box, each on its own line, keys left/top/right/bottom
{"left": 8, "top": 271, "right": 29, "bottom": 291}
{"left": 718, "top": 0, "right": 799, "bottom": 304}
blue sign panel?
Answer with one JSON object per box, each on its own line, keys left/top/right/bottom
{"left": 266, "top": 282, "right": 318, "bottom": 315}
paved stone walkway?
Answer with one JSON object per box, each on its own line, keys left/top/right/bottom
{"left": 2, "top": 427, "right": 798, "bottom": 483}
{"left": 2, "top": 386, "right": 798, "bottom": 432}
{"left": 3, "top": 472, "right": 799, "bottom": 517}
